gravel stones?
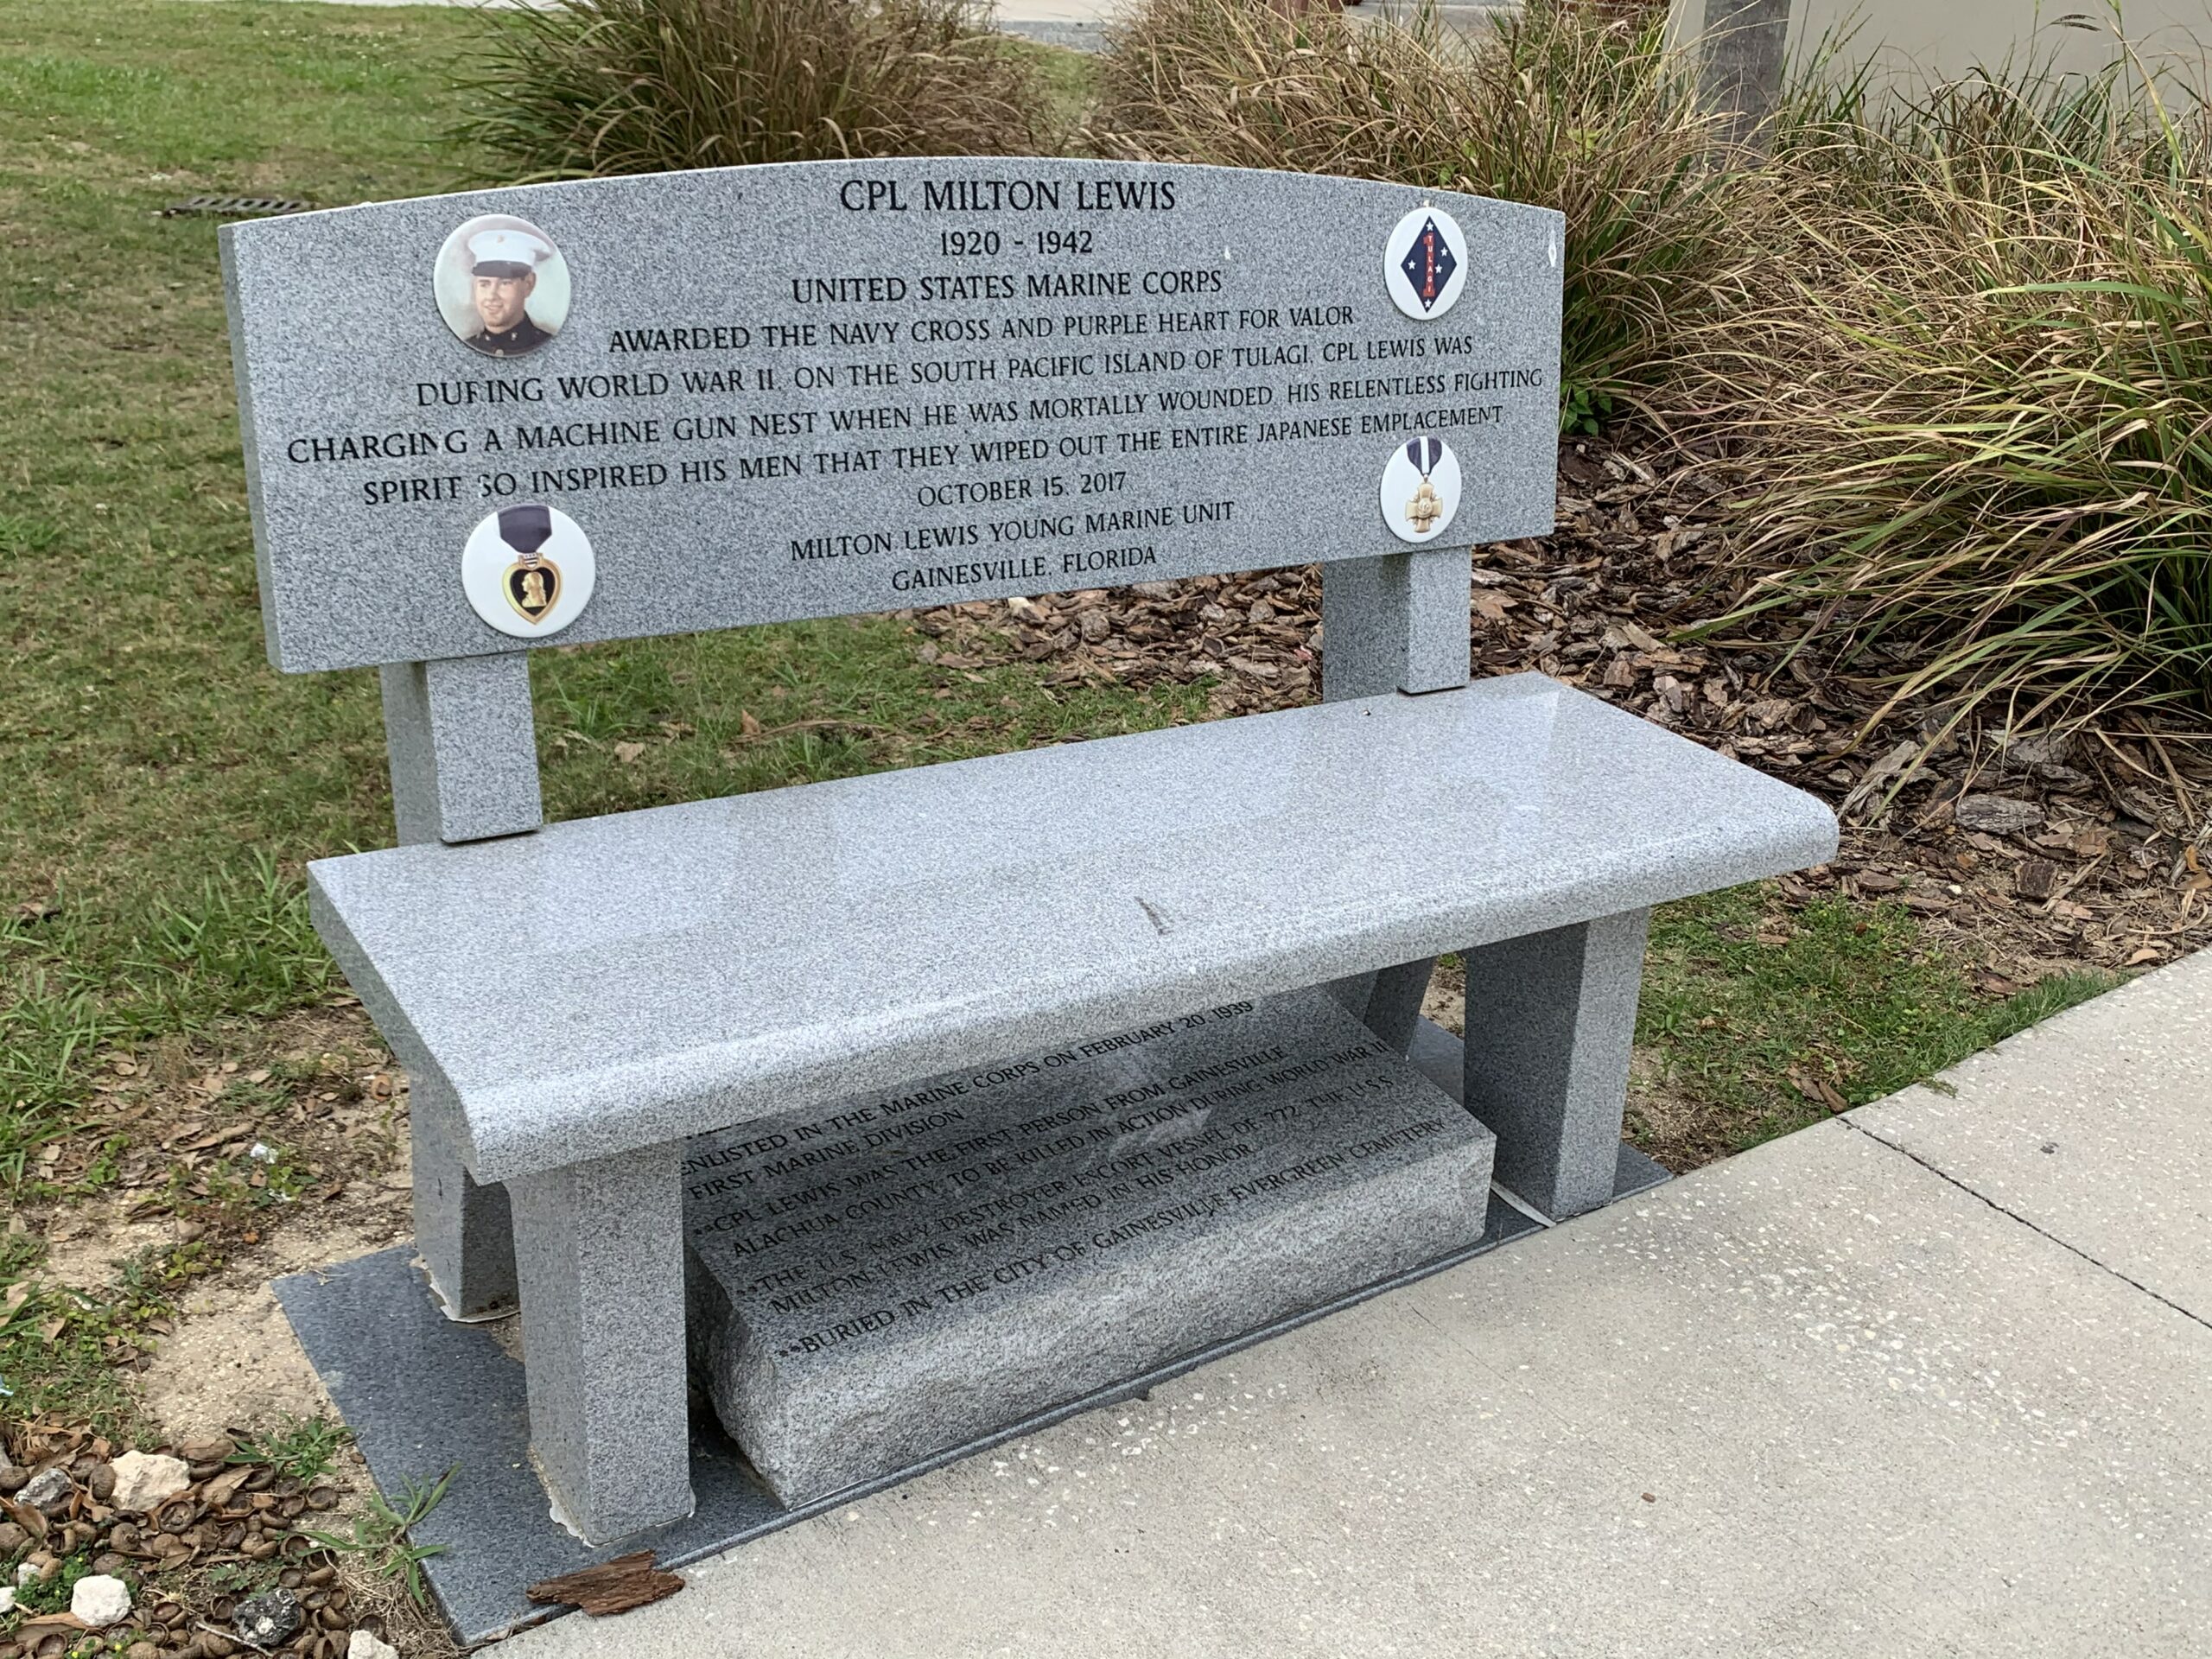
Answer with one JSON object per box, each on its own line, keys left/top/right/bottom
{"left": 346, "top": 1631, "right": 400, "bottom": 1659}
{"left": 109, "top": 1450, "right": 193, "bottom": 1514}
{"left": 235, "top": 1586, "right": 306, "bottom": 1646}
{"left": 71, "top": 1572, "right": 134, "bottom": 1628}
{"left": 18, "top": 1466, "right": 73, "bottom": 1514}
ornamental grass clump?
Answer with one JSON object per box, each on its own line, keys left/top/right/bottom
{"left": 459, "top": 0, "right": 1053, "bottom": 181}
{"left": 1090, "top": 0, "right": 1738, "bottom": 427}
{"left": 1692, "top": 61, "right": 2212, "bottom": 730}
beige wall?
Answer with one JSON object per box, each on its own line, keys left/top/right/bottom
{"left": 1668, "top": 0, "right": 2212, "bottom": 94}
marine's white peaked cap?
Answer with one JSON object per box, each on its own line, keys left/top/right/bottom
{"left": 466, "top": 226, "right": 554, "bottom": 274}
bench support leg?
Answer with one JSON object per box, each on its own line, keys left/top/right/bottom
{"left": 381, "top": 655, "right": 543, "bottom": 847}
{"left": 384, "top": 656, "right": 541, "bottom": 1320}
{"left": 1322, "top": 547, "right": 1471, "bottom": 1047}
{"left": 410, "top": 1073, "right": 517, "bottom": 1321}
{"left": 1461, "top": 909, "right": 1649, "bottom": 1220}
{"left": 1361, "top": 957, "right": 1438, "bottom": 1052}
{"left": 507, "top": 1141, "right": 696, "bottom": 1543}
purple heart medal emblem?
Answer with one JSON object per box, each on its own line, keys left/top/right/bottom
{"left": 497, "top": 504, "right": 561, "bottom": 624}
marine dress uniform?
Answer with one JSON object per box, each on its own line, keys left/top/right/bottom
{"left": 468, "top": 314, "right": 553, "bottom": 358}
{"left": 461, "top": 226, "right": 559, "bottom": 359}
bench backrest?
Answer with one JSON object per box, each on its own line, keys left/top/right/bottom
{"left": 223, "top": 159, "right": 1563, "bottom": 837}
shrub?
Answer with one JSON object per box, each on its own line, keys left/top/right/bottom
{"left": 1691, "top": 63, "right": 2212, "bottom": 729}
{"left": 459, "top": 0, "right": 1054, "bottom": 181}
{"left": 1090, "top": 0, "right": 1738, "bottom": 424}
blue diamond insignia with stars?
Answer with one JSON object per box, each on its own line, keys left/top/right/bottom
{"left": 1399, "top": 216, "right": 1458, "bottom": 312}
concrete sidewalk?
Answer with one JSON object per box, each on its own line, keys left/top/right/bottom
{"left": 500, "top": 950, "right": 2212, "bottom": 1658}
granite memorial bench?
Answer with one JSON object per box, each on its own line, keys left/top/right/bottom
{"left": 223, "top": 159, "right": 1836, "bottom": 1551}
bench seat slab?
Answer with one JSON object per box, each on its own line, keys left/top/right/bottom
{"left": 309, "top": 673, "right": 1838, "bottom": 1188}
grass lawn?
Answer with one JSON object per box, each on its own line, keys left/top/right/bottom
{"left": 0, "top": 0, "right": 1207, "bottom": 1183}
{"left": 0, "top": 0, "right": 2113, "bottom": 1421}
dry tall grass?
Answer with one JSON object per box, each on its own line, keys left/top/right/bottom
{"left": 1090, "top": 0, "right": 1738, "bottom": 426}
{"left": 1691, "top": 64, "right": 2212, "bottom": 730}
{"left": 458, "top": 0, "right": 1052, "bottom": 181}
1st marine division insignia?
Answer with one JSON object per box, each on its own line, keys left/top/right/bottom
{"left": 1382, "top": 205, "right": 1470, "bottom": 321}
{"left": 1399, "top": 216, "right": 1458, "bottom": 314}
{"left": 496, "top": 504, "right": 562, "bottom": 623}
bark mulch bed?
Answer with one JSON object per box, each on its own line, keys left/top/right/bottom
{"left": 906, "top": 434, "right": 2212, "bottom": 995}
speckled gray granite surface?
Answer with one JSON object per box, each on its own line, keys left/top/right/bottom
{"left": 275, "top": 1018, "right": 1580, "bottom": 1647}
{"left": 223, "top": 160, "right": 1561, "bottom": 673}
{"left": 308, "top": 675, "right": 1836, "bottom": 1185}
{"left": 379, "top": 653, "right": 542, "bottom": 844}
{"left": 683, "top": 988, "right": 1493, "bottom": 1504}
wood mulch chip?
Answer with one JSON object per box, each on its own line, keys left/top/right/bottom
{"left": 527, "top": 1551, "right": 685, "bottom": 1618}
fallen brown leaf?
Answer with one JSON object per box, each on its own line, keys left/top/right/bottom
{"left": 529, "top": 1551, "right": 686, "bottom": 1618}
{"left": 14, "top": 1614, "right": 90, "bottom": 1637}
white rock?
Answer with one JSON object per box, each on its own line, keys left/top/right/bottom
{"left": 0, "top": 1586, "right": 15, "bottom": 1615}
{"left": 72, "top": 1573, "right": 132, "bottom": 1629}
{"left": 14, "top": 1562, "right": 38, "bottom": 1588}
{"left": 109, "top": 1449, "right": 192, "bottom": 1512}
{"left": 347, "top": 1630, "right": 401, "bottom": 1659}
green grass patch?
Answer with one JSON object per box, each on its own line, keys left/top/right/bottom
{"left": 230, "top": 1414, "right": 354, "bottom": 1483}
{"left": 1637, "top": 884, "right": 2116, "bottom": 1155}
{"left": 0, "top": 0, "right": 1195, "bottom": 1217}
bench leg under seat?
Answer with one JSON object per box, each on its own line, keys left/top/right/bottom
{"left": 1315, "top": 546, "right": 1460, "bottom": 1066}
{"left": 506, "top": 1141, "right": 696, "bottom": 1543}
{"left": 409, "top": 1072, "right": 518, "bottom": 1322}
{"left": 1362, "top": 957, "right": 1440, "bottom": 1052}
{"left": 1461, "top": 908, "right": 1651, "bottom": 1220}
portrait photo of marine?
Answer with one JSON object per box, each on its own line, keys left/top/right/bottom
{"left": 434, "top": 213, "right": 570, "bottom": 359}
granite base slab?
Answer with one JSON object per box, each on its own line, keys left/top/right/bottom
{"left": 274, "top": 1020, "right": 1667, "bottom": 1645}
{"left": 685, "top": 991, "right": 1493, "bottom": 1505}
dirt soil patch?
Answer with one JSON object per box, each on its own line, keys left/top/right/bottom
{"left": 0, "top": 1003, "right": 457, "bottom": 1659}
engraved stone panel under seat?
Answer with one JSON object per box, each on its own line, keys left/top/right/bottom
{"left": 682, "top": 988, "right": 1495, "bottom": 1506}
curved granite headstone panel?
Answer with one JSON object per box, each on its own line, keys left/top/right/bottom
{"left": 223, "top": 160, "right": 1563, "bottom": 672}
